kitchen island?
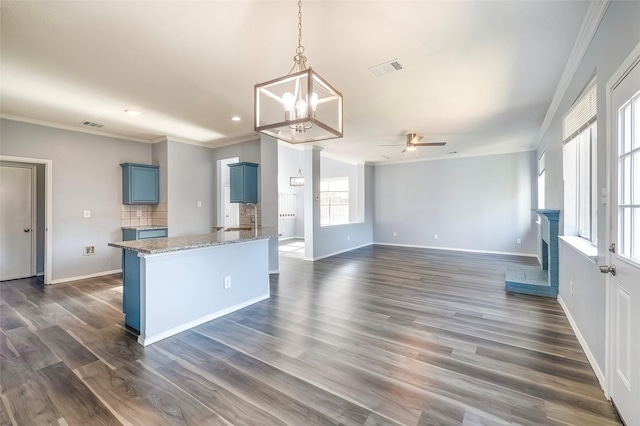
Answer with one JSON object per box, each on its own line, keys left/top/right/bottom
{"left": 109, "top": 227, "right": 278, "bottom": 346}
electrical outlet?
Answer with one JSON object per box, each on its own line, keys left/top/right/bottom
{"left": 347, "top": 235, "right": 350, "bottom": 241}
{"left": 516, "top": 238, "right": 522, "bottom": 244}
{"left": 83, "top": 210, "right": 91, "bottom": 218}
{"left": 83, "top": 246, "right": 95, "bottom": 256}
{"left": 136, "top": 210, "right": 142, "bottom": 217}
{"left": 433, "top": 234, "right": 439, "bottom": 240}
{"left": 224, "top": 276, "right": 231, "bottom": 289}
{"left": 197, "top": 201, "right": 202, "bottom": 208}
{"left": 393, "top": 231, "right": 397, "bottom": 237}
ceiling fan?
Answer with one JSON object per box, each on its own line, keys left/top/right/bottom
{"left": 380, "top": 133, "right": 446, "bottom": 153}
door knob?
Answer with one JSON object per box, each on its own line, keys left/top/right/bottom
{"left": 609, "top": 242, "right": 616, "bottom": 253}
{"left": 599, "top": 264, "right": 616, "bottom": 276}
{"left": 23, "top": 228, "right": 31, "bottom": 233}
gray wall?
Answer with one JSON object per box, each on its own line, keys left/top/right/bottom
{"left": 374, "top": 151, "right": 537, "bottom": 255}
{"left": 0, "top": 119, "right": 150, "bottom": 282}
{"left": 151, "top": 140, "right": 168, "bottom": 206}
{"left": 538, "top": 1, "right": 640, "bottom": 374}
{"left": 304, "top": 146, "right": 374, "bottom": 260}
{"left": 210, "top": 139, "right": 260, "bottom": 226}
{"left": 167, "top": 140, "right": 215, "bottom": 236}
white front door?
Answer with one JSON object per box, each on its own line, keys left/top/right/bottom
{"left": 0, "top": 164, "right": 34, "bottom": 281}
{"left": 607, "top": 52, "right": 640, "bottom": 426}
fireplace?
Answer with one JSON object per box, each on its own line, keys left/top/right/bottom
{"left": 505, "top": 209, "right": 560, "bottom": 298}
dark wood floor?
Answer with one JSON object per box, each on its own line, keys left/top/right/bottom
{"left": 0, "top": 245, "right": 621, "bottom": 425}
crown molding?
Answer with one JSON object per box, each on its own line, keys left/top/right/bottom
{"left": 0, "top": 114, "right": 153, "bottom": 144}
{"left": 534, "top": 0, "right": 611, "bottom": 149}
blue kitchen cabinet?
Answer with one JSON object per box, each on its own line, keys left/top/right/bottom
{"left": 121, "top": 226, "right": 167, "bottom": 331}
{"left": 120, "top": 163, "right": 159, "bottom": 205}
{"left": 228, "top": 162, "right": 258, "bottom": 203}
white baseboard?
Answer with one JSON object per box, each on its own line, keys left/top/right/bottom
{"left": 138, "top": 293, "right": 270, "bottom": 346}
{"left": 557, "top": 295, "right": 606, "bottom": 390}
{"left": 304, "top": 242, "right": 373, "bottom": 261}
{"left": 373, "top": 242, "right": 537, "bottom": 258}
{"left": 49, "top": 269, "right": 122, "bottom": 285}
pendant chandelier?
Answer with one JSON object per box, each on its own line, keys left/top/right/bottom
{"left": 290, "top": 168, "right": 305, "bottom": 186}
{"left": 254, "top": 0, "right": 343, "bottom": 144}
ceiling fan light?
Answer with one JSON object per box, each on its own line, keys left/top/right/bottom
{"left": 406, "top": 145, "right": 417, "bottom": 152}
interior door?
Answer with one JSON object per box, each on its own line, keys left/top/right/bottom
{"left": 0, "top": 164, "right": 34, "bottom": 281}
{"left": 223, "top": 186, "right": 239, "bottom": 227}
{"left": 607, "top": 56, "right": 640, "bottom": 426}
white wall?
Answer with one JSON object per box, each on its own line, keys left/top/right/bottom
{"left": 0, "top": 119, "right": 151, "bottom": 282}
{"left": 538, "top": 1, "right": 640, "bottom": 374}
{"left": 374, "top": 151, "right": 537, "bottom": 255}
{"left": 277, "top": 144, "right": 305, "bottom": 239}
{"left": 321, "top": 155, "right": 362, "bottom": 223}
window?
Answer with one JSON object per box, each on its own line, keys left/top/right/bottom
{"left": 618, "top": 89, "right": 640, "bottom": 262}
{"left": 563, "top": 80, "right": 597, "bottom": 242}
{"left": 538, "top": 151, "right": 546, "bottom": 209}
{"left": 320, "top": 177, "right": 349, "bottom": 226}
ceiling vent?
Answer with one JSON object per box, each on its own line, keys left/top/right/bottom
{"left": 369, "top": 59, "right": 403, "bottom": 77}
{"left": 81, "top": 120, "right": 104, "bottom": 128}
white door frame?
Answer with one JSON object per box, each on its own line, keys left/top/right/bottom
{"left": 0, "top": 155, "right": 53, "bottom": 284}
{"left": 604, "top": 40, "right": 640, "bottom": 399}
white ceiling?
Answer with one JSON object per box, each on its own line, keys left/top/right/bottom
{"left": 0, "top": 1, "right": 591, "bottom": 164}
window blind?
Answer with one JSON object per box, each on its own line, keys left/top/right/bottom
{"left": 563, "top": 80, "right": 597, "bottom": 142}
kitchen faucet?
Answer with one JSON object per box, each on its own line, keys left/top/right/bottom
{"left": 247, "top": 203, "right": 257, "bottom": 230}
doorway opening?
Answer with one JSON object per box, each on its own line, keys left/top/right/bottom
{"left": 0, "top": 155, "right": 52, "bottom": 284}
{"left": 217, "top": 157, "right": 239, "bottom": 228}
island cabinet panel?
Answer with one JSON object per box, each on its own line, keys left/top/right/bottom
{"left": 123, "top": 250, "right": 142, "bottom": 331}
{"left": 120, "top": 227, "right": 168, "bottom": 331}
{"left": 228, "top": 162, "right": 258, "bottom": 203}
{"left": 120, "top": 163, "right": 159, "bottom": 205}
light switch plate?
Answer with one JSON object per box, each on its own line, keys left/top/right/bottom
{"left": 83, "top": 210, "right": 91, "bottom": 218}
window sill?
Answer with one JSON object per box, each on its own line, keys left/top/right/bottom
{"left": 559, "top": 236, "right": 598, "bottom": 264}
{"left": 320, "top": 221, "right": 365, "bottom": 228}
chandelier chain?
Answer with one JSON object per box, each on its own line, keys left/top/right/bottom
{"left": 296, "top": 0, "right": 304, "bottom": 55}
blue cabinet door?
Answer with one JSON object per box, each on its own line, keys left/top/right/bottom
{"left": 121, "top": 163, "right": 159, "bottom": 205}
{"left": 229, "top": 165, "right": 245, "bottom": 203}
{"left": 229, "top": 162, "right": 258, "bottom": 203}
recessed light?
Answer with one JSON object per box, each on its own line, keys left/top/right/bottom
{"left": 231, "top": 116, "right": 241, "bottom": 122}
{"left": 125, "top": 109, "right": 141, "bottom": 116}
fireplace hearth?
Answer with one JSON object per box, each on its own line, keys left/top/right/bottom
{"left": 505, "top": 209, "right": 560, "bottom": 298}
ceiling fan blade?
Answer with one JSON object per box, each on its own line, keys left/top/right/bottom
{"left": 378, "top": 144, "right": 405, "bottom": 147}
{"left": 414, "top": 142, "right": 447, "bottom": 146}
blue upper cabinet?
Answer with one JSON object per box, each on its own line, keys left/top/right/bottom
{"left": 120, "top": 163, "right": 159, "bottom": 205}
{"left": 228, "top": 162, "right": 258, "bottom": 203}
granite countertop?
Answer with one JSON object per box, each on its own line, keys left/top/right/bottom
{"left": 108, "top": 227, "right": 279, "bottom": 255}
{"left": 121, "top": 225, "right": 168, "bottom": 230}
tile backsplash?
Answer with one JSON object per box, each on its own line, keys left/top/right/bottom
{"left": 239, "top": 203, "right": 261, "bottom": 227}
{"left": 121, "top": 204, "right": 168, "bottom": 227}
